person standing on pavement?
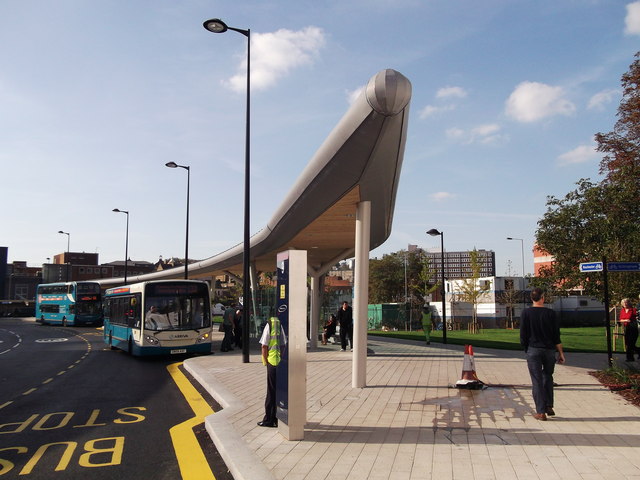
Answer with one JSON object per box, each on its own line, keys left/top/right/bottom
{"left": 221, "top": 305, "right": 236, "bottom": 352}
{"left": 520, "top": 287, "right": 565, "bottom": 421}
{"left": 258, "top": 316, "right": 287, "bottom": 427}
{"left": 336, "top": 301, "right": 353, "bottom": 351}
{"left": 619, "top": 298, "right": 638, "bottom": 362}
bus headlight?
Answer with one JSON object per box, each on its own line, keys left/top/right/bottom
{"left": 196, "top": 332, "right": 210, "bottom": 343}
{"left": 144, "top": 335, "right": 160, "bottom": 345}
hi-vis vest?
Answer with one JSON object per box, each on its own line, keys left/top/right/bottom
{"left": 267, "top": 317, "right": 282, "bottom": 366}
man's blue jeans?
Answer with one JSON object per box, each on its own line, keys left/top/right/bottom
{"left": 526, "top": 347, "right": 556, "bottom": 414}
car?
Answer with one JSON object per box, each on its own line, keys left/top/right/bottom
{"left": 212, "top": 303, "right": 225, "bottom": 316}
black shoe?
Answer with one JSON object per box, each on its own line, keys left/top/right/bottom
{"left": 545, "top": 407, "right": 556, "bottom": 416}
{"left": 257, "top": 421, "right": 276, "bottom": 428}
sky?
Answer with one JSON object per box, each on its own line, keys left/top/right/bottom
{"left": 2, "top": 0, "right": 639, "bottom": 277}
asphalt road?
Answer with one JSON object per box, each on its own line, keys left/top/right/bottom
{"left": 0, "top": 317, "right": 231, "bottom": 480}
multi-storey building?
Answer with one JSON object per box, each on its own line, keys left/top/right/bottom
{"left": 425, "top": 248, "right": 496, "bottom": 280}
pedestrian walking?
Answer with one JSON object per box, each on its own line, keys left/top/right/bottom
{"left": 520, "top": 287, "right": 565, "bottom": 421}
{"left": 336, "top": 301, "right": 353, "bottom": 351}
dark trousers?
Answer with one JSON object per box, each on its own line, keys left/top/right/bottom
{"left": 340, "top": 324, "right": 353, "bottom": 349}
{"left": 624, "top": 322, "right": 638, "bottom": 361}
{"left": 221, "top": 324, "right": 234, "bottom": 351}
{"left": 263, "top": 363, "right": 277, "bottom": 424}
{"left": 234, "top": 325, "right": 243, "bottom": 348}
{"left": 526, "top": 347, "right": 556, "bottom": 414}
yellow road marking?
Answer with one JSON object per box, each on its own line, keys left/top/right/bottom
{"left": 22, "top": 388, "right": 36, "bottom": 396}
{"left": 167, "top": 362, "right": 216, "bottom": 480}
{"left": 0, "top": 401, "right": 13, "bottom": 410}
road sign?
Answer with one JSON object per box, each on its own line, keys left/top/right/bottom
{"left": 607, "top": 262, "right": 640, "bottom": 272}
{"left": 580, "top": 262, "right": 603, "bottom": 272}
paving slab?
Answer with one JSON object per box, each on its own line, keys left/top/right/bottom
{"left": 184, "top": 335, "right": 640, "bottom": 480}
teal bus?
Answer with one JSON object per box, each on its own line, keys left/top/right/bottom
{"left": 103, "top": 280, "right": 212, "bottom": 356}
{"left": 35, "top": 282, "right": 102, "bottom": 326}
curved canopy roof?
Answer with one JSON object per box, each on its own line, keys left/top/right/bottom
{"left": 97, "top": 69, "right": 411, "bottom": 287}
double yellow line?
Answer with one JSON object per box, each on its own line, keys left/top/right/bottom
{"left": 167, "top": 362, "right": 216, "bottom": 480}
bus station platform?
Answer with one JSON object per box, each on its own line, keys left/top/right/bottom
{"left": 184, "top": 335, "right": 640, "bottom": 480}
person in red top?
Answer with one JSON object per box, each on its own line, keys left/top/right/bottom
{"left": 619, "top": 298, "right": 638, "bottom": 362}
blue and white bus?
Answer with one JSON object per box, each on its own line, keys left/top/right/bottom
{"left": 35, "top": 282, "right": 103, "bottom": 326}
{"left": 103, "top": 280, "right": 212, "bottom": 356}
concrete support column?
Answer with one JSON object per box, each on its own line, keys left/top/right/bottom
{"left": 353, "top": 200, "right": 371, "bottom": 388}
{"left": 309, "top": 273, "right": 322, "bottom": 349}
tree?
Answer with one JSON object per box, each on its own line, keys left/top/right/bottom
{"left": 453, "top": 249, "right": 491, "bottom": 333}
{"left": 535, "top": 52, "right": 640, "bottom": 302}
{"left": 369, "top": 249, "right": 438, "bottom": 329}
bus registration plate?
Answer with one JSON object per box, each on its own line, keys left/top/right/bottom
{"left": 171, "top": 349, "right": 187, "bottom": 354}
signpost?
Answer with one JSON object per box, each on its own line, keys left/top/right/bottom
{"left": 579, "top": 262, "right": 603, "bottom": 272}
{"left": 607, "top": 262, "right": 640, "bottom": 272}
{"left": 580, "top": 259, "right": 640, "bottom": 366}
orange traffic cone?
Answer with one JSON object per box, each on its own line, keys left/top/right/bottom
{"left": 455, "top": 344, "right": 485, "bottom": 389}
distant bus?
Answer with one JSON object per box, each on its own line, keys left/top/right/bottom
{"left": 35, "top": 282, "right": 103, "bottom": 326}
{"left": 103, "top": 280, "right": 212, "bottom": 356}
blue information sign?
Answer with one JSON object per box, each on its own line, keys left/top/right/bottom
{"left": 579, "top": 262, "right": 603, "bottom": 272}
{"left": 607, "top": 262, "right": 640, "bottom": 272}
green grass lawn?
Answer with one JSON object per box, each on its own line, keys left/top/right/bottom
{"left": 369, "top": 326, "right": 623, "bottom": 353}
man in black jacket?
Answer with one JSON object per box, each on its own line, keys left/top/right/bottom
{"left": 336, "top": 301, "right": 353, "bottom": 351}
{"left": 520, "top": 288, "right": 565, "bottom": 421}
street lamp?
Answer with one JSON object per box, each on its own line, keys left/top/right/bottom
{"left": 58, "top": 230, "right": 70, "bottom": 282}
{"left": 507, "top": 237, "right": 526, "bottom": 317}
{"left": 204, "top": 18, "right": 251, "bottom": 363}
{"left": 426, "top": 229, "right": 447, "bottom": 344}
{"left": 165, "top": 162, "right": 190, "bottom": 280}
{"left": 113, "top": 209, "right": 130, "bottom": 284}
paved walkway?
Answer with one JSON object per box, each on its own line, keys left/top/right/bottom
{"left": 184, "top": 335, "right": 640, "bottom": 480}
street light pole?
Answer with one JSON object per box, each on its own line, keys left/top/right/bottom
{"left": 113, "top": 209, "right": 130, "bottom": 284}
{"left": 204, "top": 18, "right": 251, "bottom": 364}
{"left": 165, "top": 162, "right": 190, "bottom": 280}
{"left": 507, "top": 237, "right": 526, "bottom": 317}
{"left": 58, "top": 230, "right": 70, "bottom": 282}
{"left": 426, "top": 229, "right": 447, "bottom": 344}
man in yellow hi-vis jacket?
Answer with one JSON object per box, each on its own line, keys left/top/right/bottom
{"left": 258, "top": 317, "right": 287, "bottom": 427}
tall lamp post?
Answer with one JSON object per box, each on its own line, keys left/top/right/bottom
{"left": 165, "top": 162, "right": 190, "bottom": 280}
{"left": 58, "top": 230, "right": 70, "bottom": 281}
{"left": 507, "top": 237, "right": 526, "bottom": 317}
{"left": 203, "top": 18, "right": 251, "bottom": 363}
{"left": 113, "top": 209, "right": 130, "bottom": 284}
{"left": 427, "top": 229, "right": 447, "bottom": 344}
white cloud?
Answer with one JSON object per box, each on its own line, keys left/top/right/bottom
{"left": 557, "top": 143, "right": 601, "bottom": 166}
{"left": 419, "top": 104, "right": 454, "bottom": 119}
{"left": 223, "top": 26, "right": 326, "bottom": 92}
{"left": 505, "top": 81, "right": 575, "bottom": 122}
{"left": 446, "top": 123, "right": 506, "bottom": 145}
{"left": 625, "top": 1, "right": 640, "bottom": 35}
{"left": 346, "top": 86, "right": 365, "bottom": 105}
{"left": 446, "top": 127, "right": 465, "bottom": 139}
{"left": 588, "top": 88, "right": 620, "bottom": 110}
{"left": 436, "top": 86, "right": 468, "bottom": 99}
{"left": 419, "top": 85, "right": 466, "bottom": 119}
{"left": 430, "top": 192, "right": 456, "bottom": 202}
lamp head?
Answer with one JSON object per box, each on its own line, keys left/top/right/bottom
{"left": 203, "top": 18, "right": 228, "bottom": 33}
{"left": 165, "top": 161, "right": 178, "bottom": 168}
{"left": 426, "top": 229, "right": 441, "bottom": 237}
